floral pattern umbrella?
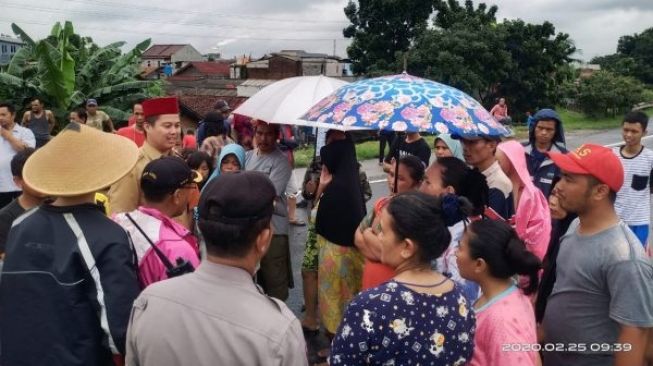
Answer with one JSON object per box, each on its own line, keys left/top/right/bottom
{"left": 300, "top": 73, "right": 511, "bottom": 138}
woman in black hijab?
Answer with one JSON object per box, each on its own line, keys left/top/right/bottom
{"left": 315, "top": 130, "right": 366, "bottom": 345}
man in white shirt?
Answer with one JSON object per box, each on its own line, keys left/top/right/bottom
{"left": 0, "top": 102, "right": 35, "bottom": 208}
{"left": 612, "top": 110, "right": 653, "bottom": 247}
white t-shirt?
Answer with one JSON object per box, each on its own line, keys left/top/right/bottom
{"left": 613, "top": 146, "right": 653, "bottom": 226}
{"left": 0, "top": 124, "right": 36, "bottom": 192}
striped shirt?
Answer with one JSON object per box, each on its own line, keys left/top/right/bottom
{"left": 613, "top": 146, "right": 653, "bottom": 226}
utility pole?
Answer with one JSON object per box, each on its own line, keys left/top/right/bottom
{"left": 333, "top": 39, "right": 336, "bottom": 57}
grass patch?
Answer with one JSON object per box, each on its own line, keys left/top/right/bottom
{"left": 558, "top": 107, "right": 653, "bottom": 130}
{"left": 294, "top": 140, "right": 386, "bottom": 168}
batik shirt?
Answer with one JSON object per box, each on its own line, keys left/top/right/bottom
{"left": 330, "top": 280, "right": 476, "bottom": 366}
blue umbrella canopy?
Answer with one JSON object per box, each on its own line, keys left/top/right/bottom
{"left": 301, "top": 73, "right": 511, "bottom": 138}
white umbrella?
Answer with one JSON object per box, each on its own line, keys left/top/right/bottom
{"left": 233, "top": 75, "right": 352, "bottom": 126}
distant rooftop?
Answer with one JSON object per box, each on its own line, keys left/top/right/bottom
{"left": 142, "top": 44, "right": 187, "bottom": 59}
{"left": 0, "top": 34, "right": 23, "bottom": 45}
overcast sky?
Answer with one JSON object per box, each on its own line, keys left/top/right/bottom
{"left": 1, "top": 0, "right": 651, "bottom": 62}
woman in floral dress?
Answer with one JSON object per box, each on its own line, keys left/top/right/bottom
{"left": 330, "top": 192, "right": 476, "bottom": 365}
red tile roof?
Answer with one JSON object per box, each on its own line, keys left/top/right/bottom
{"left": 142, "top": 44, "right": 186, "bottom": 59}
{"left": 172, "top": 62, "right": 231, "bottom": 78}
{"left": 178, "top": 95, "right": 246, "bottom": 120}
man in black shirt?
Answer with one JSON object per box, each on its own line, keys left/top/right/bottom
{"left": 0, "top": 148, "right": 42, "bottom": 254}
{"left": 1, "top": 123, "right": 141, "bottom": 366}
{"left": 383, "top": 131, "right": 431, "bottom": 172}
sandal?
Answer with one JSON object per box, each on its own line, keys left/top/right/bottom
{"left": 289, "top": 218, "right": 307, "bottom": 226}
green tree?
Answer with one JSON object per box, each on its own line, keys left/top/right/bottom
{"left": 343, "top": 0, "right": 435, "bottom": 76}
{"left": 406, "top": 1, "right": 575, "bottom": 119}
{"left": 592, "top": 28, "right": 653, "bottom": 85}
{"left": 432, "top": 0, "right": 498, "bottom": 29}
{"left": 0, "top": 22, "right": 160, "bottom": 131}
{"left": 574, "top": 70, "right": 644, "bottom": 117}
{"left": 407, "top": 0, "right": 508, "bottom": 104}
{"left": 496, "top": 20, "right": 576, "bottom": 119}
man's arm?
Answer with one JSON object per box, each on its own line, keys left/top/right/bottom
{"left": 105, "top": 117, "right": 116, "bottom": 133}
{"left": 95, "top": 236, "right": 140, "bottom": 356}
{"left": 615, "top": 325, "right": 649, "bottom": 366}
{"left": 1, "top": 127, "right": 34, "bottom": 152}
{"left": 108, "top": 170, "right": 140, "bottom": 215}
{"left": 46, "top": 110, "right": 56, "bottom": 133}
{"left": 268, "top": 155, "right": 292, "bottom": 197}
{"left": 21, "top": 111, "right": 30, "bottom": 127}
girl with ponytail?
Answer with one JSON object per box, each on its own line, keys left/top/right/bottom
{"left": 420, "top": 157, "right": 489, "bottom": 301}
{"left": 456, "top": 219, "right": 541, "bottom": 366}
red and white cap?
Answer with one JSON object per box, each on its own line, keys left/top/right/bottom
{"left": 547, "top": 143, "right": 624, "bottom": 192}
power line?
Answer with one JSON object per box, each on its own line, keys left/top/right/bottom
{"left": 0, "top": 18, "right": 348, "bottom": 42}
{"left": 2, "top": 2, "right": 348, "bottom": 33}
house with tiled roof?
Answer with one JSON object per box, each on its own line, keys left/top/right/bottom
{"left": 140, "top": 44, "right": 204, "bottom": 75}
{"left": 244, "top": 49, "right": 348, "bottom": 80}
{"left": 168, "top": 61, "right": 231, "bottom": 81}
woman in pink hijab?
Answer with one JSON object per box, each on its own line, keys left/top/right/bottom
{"left": 496, "top": 140, "right": 551, "bottom": 260}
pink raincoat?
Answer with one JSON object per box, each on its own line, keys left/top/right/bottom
{"left": 113, "top": 207, "right": 200, "bottom": 288}
{"left": 498, "top": 140, "right": 551, "bottom": 260}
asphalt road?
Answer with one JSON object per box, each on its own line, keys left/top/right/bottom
{"left": 286, "top": 127, "right": 653, "bottom": 316}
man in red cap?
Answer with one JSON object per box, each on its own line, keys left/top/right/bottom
{"left": 109, "top": 97, "right": 181, "bottom": 214}
{"left": 541, "top": 144, "right": 653, "bottom": 366}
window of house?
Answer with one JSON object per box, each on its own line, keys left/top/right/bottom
{"left": 1, "top": 45, "right": 6, "bottom": 53}
{"left": 10, "top": 45, "right": 15, "bottom": 53}
{"left": 147, "top": 61, "right": 151, "bottom": 67}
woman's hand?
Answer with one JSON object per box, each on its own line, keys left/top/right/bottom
{"left": 319, "top": 166, "right": 333, "bottom": 188}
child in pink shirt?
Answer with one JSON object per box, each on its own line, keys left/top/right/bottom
{"left": 456, "top": 219, "right": 542, "bottom": 366}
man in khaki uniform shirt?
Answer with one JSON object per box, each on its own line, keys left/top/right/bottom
{"left": 126, "top": 172, "right": 308, "bottom": 366}
{"left": 108, "top": 97, "right": 180, "bottom": 215}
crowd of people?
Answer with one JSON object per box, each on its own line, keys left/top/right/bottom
{"left": 0, "top": 94, "right": 652, "bottom": 366}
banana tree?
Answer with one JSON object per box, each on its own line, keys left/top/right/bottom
{"left": 0, "top": 21, "right": 161, "bottom": 132}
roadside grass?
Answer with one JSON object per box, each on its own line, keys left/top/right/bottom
{"left": 292, "top": 107, "right": 653, "bottom": 168}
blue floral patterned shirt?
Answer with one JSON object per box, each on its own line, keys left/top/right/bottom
{"left": 330, "top": 280, "right": 476, "bottom": 366}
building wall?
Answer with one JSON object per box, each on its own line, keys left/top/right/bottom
{"left": 247, "top": 56, "right": 301, "bottom": 80}
{"left": 141, "top": 58, "right": 168, "bottom": 69}
{"left": 0, "top": 40, "right": 22, "bottom": 65}
{"left": 171, "top": 46, "right": 204, "bottom": 66}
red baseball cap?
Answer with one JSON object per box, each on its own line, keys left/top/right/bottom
{"left": 547, "top": 144, "right": 623, "bottom": 192}
{"left": 142, "top": 97, "right": 179, "bottom": 119}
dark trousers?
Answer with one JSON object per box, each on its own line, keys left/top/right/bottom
{"left": 379, "top": 133, "right": 395, "bottom": 163}
{"left": 0, "top": 192, "right": 20, "bottom": 209}
{"left": 256, "top": 234, "right": 293, "bottom": 301}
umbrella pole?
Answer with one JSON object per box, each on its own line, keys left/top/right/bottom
{"left": 393, "top": 132, "right": 404, "bottom": 195}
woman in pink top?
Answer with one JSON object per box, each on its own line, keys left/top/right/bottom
{"left": 497, "top": 140, "right": 551, "bottom": 260}
{"left": 456, "top": 219, "right": 542, "bottom": 366}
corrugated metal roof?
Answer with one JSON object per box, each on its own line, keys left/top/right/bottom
{"left": 239, "top": 79, "right": 277, "bottom": 87}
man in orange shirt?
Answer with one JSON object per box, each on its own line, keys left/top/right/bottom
{"left": 117, "top": 103, "right": 146, "bottom": 147}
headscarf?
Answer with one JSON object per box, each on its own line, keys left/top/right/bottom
{"left": 435, "top": 134, "right": 464, "bottom": 161}
{"left": 316, "top": 136, "right": 366, "bottom": 247}
{"left": 203, "top": 144, "right": 246, "bottom": 190}
{"left": 498, "top": 140, "right": 551, "bottom": 260}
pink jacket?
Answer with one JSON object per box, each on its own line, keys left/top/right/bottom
{"left": 113, "top": 207, "right": 200, "bottom": 288}
{"left": 498, "top": 140, "right": 551, "bottom": 260}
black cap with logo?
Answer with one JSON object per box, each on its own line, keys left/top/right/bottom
{"left": 141, "top": 156, "right": 202, "bottom": 194}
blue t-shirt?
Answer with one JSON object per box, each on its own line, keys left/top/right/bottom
{"left": 330, "top": 280, "right": 476, "bottom": 365}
